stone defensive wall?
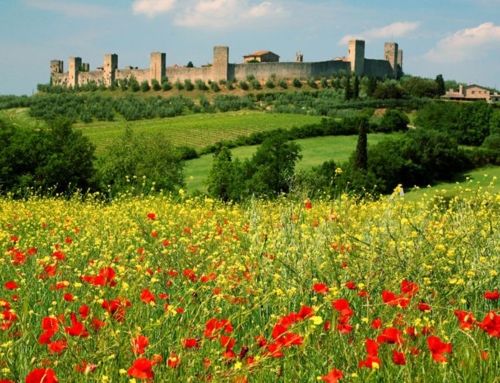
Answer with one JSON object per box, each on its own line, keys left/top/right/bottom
{"left": 50, "top": 41, "right": 402, "bottom": 88}
{"left": 230, "top": 60, "right": 351, "bottom": 81}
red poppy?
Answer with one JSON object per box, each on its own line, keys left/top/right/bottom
{"left": 359, "top": 355, "right": 382, "bottom": 369}
{"left": 127, "top": 358, "right": 154, "bottom": 380}
{"left": 140, "top": 289, "right": 156, "bottom": 304}
{"left": 147, "top": 213, "right": 156, "bottom": 220}
{"left": 132, "top": 335, "right": 149, "bottom": 355}
{"left": 182, "top": 338, "right": 200, "bottom": 349}
{"left": 377, "top": 328, "right": 404, "bottom": 345}
{"left": 345, "top": 281, "right": 357, "bottom": 290}
{"left": 477, "top": 310, "right": 500, "bottom": 337}
{"left": 304, "top": 201, "right": 312, "bottom": 209}
{"left": 78, "top": 304, "right": 89, "bottom": 320}
{"left": 65, "top": 312, "right": 88, "bottom": 338}
{"left": 200, "top": 273, "right": 217, "bottom": 283}
{"left": 48, "top": 339, "right": 67, "bottom": 354}
{"left": 167, "top": 352, "right": 179, "bottom": 368}
{"left": 332, "top": 299, "right": 353, "bottom": 317}
{"left": 313, "top": 283, "right": 329, "bottom": 294}
{"left": 321, "top": 368, "right": 343, "bottom": 383}
{"left": 4, "top": 281, "right": 18, "bottom": 290}
{"left": 101, "top": 298, "right": 130, "bottom": 322}
{"left": 484, "top": 290, "right": 499, "bottom": 300}
{"left": 418, "top": 302, "right": 431, "bottom": 312}
{"left": 204, "top": 318, "right": 233, "bottom": 339}
{"left": 381, "top": 290, "right": 410, "bottom": 308}
{"left": 371, "top": 318, "right": 382, "bottom": 329}
{"left": 366, "top": 338, "right": 379, "bottom": 357}
{"left": 454, "top": 310, "right": 476, "bottom": 330}
{"left": 63, "top": 293, "right": 73, "bottom": 302}
{"left": 337, "top": 323, "right": 354, "bottom": 334}
{"left": 52, "top": 251, "right": 65, "bottom": 261}
{"left": 401, "top": 279, "right": 419, "bottom": 297}
{"left": 392, "top": 349, "right": 406, "bottom": 365}
{"left": 264, "top": 343, "right": 284, "bottom": 358}
{"left": 25, "top": 368, "right": 58, "bottom": 383}
{"left": 427, "top": 336, "right": 452, "bottom": 363}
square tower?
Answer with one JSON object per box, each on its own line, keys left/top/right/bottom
{"left": 68, "top": 57, "right": 82, "bottom": 87}
{"left": 384, "top": 42, "right": 399, "bottom": 78}
{"left": 348, "top": 40, "right": 365, "bottom": 76}
{"left": 213, "top": 46, "right": 229, "bottom": 82}
{"left": 104, "top": 54, "right": 118, "bottom": 86}
{"left": 150, "top": 52, "right": 166, "bottom": 84}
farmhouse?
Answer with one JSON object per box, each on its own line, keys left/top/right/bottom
{"left": 243, "top": 51, "right": 280, "bottom": 63}
{"left": 442, "top": 84, "right": 500, "bottom": 103}
{"left": 50, "top": 40, "right": 403, "bottom": 88}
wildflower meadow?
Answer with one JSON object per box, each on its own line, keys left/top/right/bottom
{"left": 1, "top": 184, "right": 500, "bottom": 382}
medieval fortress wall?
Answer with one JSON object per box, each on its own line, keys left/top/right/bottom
{"left": 50, "top": 40, "right": 403, "bottom": 88}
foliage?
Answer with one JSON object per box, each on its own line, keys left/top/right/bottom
{"left": 206, "top": 146, "right": 244, "bottom": 202}
{"left": 365, "top": 129, "right": 472, "bottom": 193}
{"left": 0, "top": 118, "right": 96, "bottom": 194}
{"left": 378, "top": 109, "right": 410, "bottom": 133}
{"left": 292, "top": 78, "right": 302, "bottom": 88}
{"left": 415, "top": 101, "right": 494, "bottom": 146}
{"left": 207, "top": 132, "right": 302, "bottom": 200}
{"left": 96, "top": 127, "right": 185, "bottom": 195}
{"left": 401, "top": 76, "right": 438, "bottom": 98}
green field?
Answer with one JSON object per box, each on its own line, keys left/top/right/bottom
{"left": 1, "top": 108, "right": 325, "bottom": 155}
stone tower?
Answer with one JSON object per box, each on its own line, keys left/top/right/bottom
{"left": 50, "top": 60, "right": 63, "bottom": 75}
{"left": 384, "top": 42, "right": 399, "bottom": 78}
{"left": 150, "top": 52, "right": 166, "bottom": 84}
{"left": 213, "top": 46, "right": 229, "bottom": 82}
{"left": 104, "top": 54, "right": 118, "bottom": 87}
{"left": 348, "top": 40, "right": 365, "bottom": 76}
{"left": 398, "top": 49, "right": 404, "bottom": 76}
{"left": 68, "top": 57, "right": 82, "bottom": 87}
{"left": 296, "top": 51, "right": 304, "bottom": 62}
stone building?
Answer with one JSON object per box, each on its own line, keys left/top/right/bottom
{"left": 243, "top": 51, "right": 280, "bottom": 63}
{"left": 50, "top": 40, "right": 404, "bottom": 88}
{"left": 442, "top": 84, "right": 500, "bottom": 103}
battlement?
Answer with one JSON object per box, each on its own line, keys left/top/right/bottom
{"left": 50, "top": 41, "right": 403, "bottom": 88}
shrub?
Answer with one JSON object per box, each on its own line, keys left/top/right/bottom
{"left": 239, "top": 81, "right": 249, "bottom": 90}
{"left": 293, "top": 78, "right": 302, "bottom": 88}
{"left": 184, "top": 79, "right": 195, "bottom": 91}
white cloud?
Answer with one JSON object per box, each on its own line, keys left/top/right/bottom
{"left": 174, "top": 0, "right": 286, "bottom": 29}
{"left": 24, "top": 0, "right": 113, "bottom": 18}
{"left": 424, "top": 22, "right": 500, "bottom": 62}
{"left": 339, "top": 22, "right": 421, "bottom": 45}
{"left": 132, "top": 0, "right": 177, "bottom": 18}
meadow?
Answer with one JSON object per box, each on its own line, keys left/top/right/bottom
{"left": 1, "top": 184, "right": 500, "bottom": 382}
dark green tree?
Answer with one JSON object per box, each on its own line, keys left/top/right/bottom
{"left": 353, "top": 75, "right": 360, "bottom": 99}
{"left": 245, "top": 133, "right": 302, "bottom": 196}
{"left": 344, "top": 75, "right": 352, "bottom": 101}
{"left": 353, "top": 117, "right": 368, "bottom": 172}
{"left": 187, "top": 61, "right": 194, "bottom": 68}
{"left": 435, "top": 74, "right": 446, "bottom": 96}
{"left": 207, "top": 146, "right": 244, "bottom": 202}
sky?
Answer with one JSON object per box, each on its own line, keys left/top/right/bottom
{"left": 1, "top": 0, "right": 499, "bottom": 96}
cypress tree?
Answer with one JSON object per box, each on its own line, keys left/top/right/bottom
{"left": 354, "top": 117, "right": 368, "bottom": 172}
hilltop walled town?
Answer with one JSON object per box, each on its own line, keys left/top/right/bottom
{"left": 50, "top": 40, "right": 403, "bottom": 88}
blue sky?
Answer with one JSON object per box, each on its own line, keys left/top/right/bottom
{"left": 1, "top": 0, "right": 499, "bottom": 95}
